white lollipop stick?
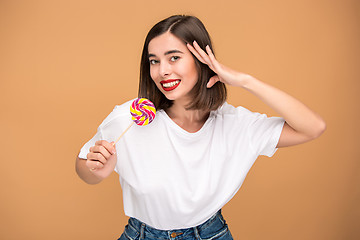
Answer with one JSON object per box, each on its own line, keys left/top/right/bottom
{"left": 113, "top": 122, "right": 134, "bottom": 146}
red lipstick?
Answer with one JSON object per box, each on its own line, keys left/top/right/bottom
{"left": 160, "top": 79, "right": 181, "bottom": 91}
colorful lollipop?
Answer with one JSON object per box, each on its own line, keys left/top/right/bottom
{"left": 113, "top": 98, "right": 156, "bottom": 145}
{"left": 130, "top": 98, "right": 156, "bottom": 126}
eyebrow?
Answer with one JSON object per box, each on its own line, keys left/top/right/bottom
{"left": 148, "top": 50, "right": 184, "bottom": 58}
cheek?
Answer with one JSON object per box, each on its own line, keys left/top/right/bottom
{"left": 149, "top": 67, "right": 157, "bottom": 81}
{"left": 184, "top": 61, "right": 198, "bottom": 81}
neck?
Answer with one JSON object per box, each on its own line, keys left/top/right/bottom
{"left": 165, "top": 100, "right": 210, "bottom": 133}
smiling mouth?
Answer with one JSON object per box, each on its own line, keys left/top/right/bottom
{"left": 160, "top": 79, "right": 181, "bottom": 91}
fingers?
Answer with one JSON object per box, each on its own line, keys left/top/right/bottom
{"left": 205, "top": 45, "right": 221, "bottom": 70}
{"left": 187, "top": 43, "right": 207, "bottom": 64}
{"left": 91, "top": 145, "right": 111, "bottom": 161}
{"left": 86, "top": 160, "right": 104, "bottom": 171}
{"left": 95, "top": 140, "right": 116, "bottom": 155}
{"left": 86, "top": 140, "right": 116, "bottom": 171}
{"left": 187, "top": 41, "right": 222, "bottom": 88}
{"left": 191, "top": 41, "right": 216, "bottom": 70}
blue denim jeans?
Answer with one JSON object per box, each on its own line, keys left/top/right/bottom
{"left": 117, "top": 210, "right": 233, "bottom": 240}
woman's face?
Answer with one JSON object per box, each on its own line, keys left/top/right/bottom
{"left": 148, "top": 32, "right": 198, "bottom": 103}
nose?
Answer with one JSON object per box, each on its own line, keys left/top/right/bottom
{"left": 159, "top": 61, "right": 171, "bottom": 77}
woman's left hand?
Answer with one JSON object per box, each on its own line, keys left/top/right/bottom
{"left": 187, "top": 41, "right": 255, "bottom": 88}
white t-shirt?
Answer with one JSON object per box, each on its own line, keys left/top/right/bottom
{"left": 79, "top": 99, "right": 285, "bottom": 230}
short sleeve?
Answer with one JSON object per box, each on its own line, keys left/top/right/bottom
{"left": 78, "top": 127, "right": 103, "bottom": 159}
{"left": 247, "top": 112, "right": 285, "bottom": 157}
{"left": 77, "top": 100, "right": 134, "bottom": 160}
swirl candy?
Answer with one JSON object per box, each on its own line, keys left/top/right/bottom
{"left": 130, "top": 98, "right": 156, "bottom": 126}
{"left": 114, "top": 98, "right": 156, "bottom": 145}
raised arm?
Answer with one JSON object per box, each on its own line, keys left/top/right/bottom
{"left": 187, "top": 41, "right": 326, "bottom": 147}
{"left": 240, "top": 78, "right": 326, "bottom": 147}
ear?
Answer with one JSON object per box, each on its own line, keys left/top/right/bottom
{"left": 207, "top": 75, "right": 220, "bottom": 88}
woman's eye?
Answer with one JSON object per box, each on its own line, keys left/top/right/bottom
{"left": 149, "top": 59, "right": 158, "bottom": 65}
{"left": 170, "top": 56, "right": 180, "bottom": 62}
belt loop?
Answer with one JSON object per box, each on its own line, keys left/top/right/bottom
{"left": 193, "top": 227, "right": 201, "bottom": 240}
{"left": 140, "top": 223, "right": 145, "bottom": 239}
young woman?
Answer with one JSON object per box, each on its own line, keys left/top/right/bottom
{"left": 76, "top": 15, "right": 326, "bottom": 240}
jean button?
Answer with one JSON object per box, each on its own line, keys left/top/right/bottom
{"left": 171, "top": 232, "right": 182, "bottom": 238}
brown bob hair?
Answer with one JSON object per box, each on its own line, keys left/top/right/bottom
{"left": 138, "top": 15, "right": 227, "bottom": 111}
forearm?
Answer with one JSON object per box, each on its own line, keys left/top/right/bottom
{"left": 186, "top": 42, "right": 325, "bottom": 142}
{"left": 242, "top": 77, "right": 326, "bottom": 138}
{"left": 75, "top": 156, "right": 103, "bottom": 184}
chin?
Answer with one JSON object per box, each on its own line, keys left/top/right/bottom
{"left": 162, "top": 93, "right": 177, "bottom": 101}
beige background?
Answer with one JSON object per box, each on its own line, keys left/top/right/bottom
{"left": 1, "top": 0, "right": 359, "bottom": 239}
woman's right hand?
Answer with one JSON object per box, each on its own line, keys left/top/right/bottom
{"left": 86, "top": 140, "right": 117, "bottom": 180}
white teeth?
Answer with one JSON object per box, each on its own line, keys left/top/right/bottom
{"left": 162, "top": 80, "right": 180, "bottom": 88}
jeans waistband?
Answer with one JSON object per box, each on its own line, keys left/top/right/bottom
{"left": 127, "top": 209, "right": 224, "bottom": 239}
